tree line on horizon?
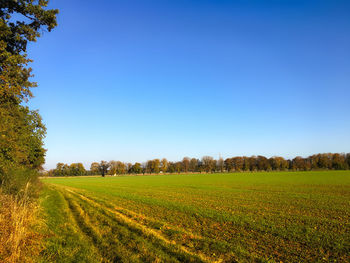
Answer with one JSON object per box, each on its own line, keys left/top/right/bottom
{"left": 45, "top": 152, "right": 350, "bottom": 177}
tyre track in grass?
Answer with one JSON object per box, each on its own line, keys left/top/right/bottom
{"left": 57, "top": 186, "right": 209, "bottom": 262}
{"left": 64, "top": 189, "right": 189, "bottom": 263}
{"left": 41, "top": 186, "right": 105, "bottom": 263}
{"left": 61, "top": 190, "right": 124, "bottom": 262}
{"left": 67, "top": 188, "right": 236, "bottom": 262}
{"left": 67, "top": 189, "right": 208, "bottom": 262}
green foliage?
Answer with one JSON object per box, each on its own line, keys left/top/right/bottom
{"left": 90, "top": 162, "right": 100, "bottom": 175}
{"left": 49, "top": 153, "right": 350, "bottom": 178}
{"left": 0, "top": 0, "right": 57, "bottom": 192}
{"left": 109, "top": 160, "right": 126, "bottom": 175}
{"left": 50, "top": 162, "right": 86, "bottom": 177}
{"left": 98, "top": 160, "right": 109, "bottom": 177}
{"left": 1, "top": 166, "right": 40, "bottom": 198}
{"left": 0, "top": 0, "right": 58, "bottom": 100}
{"left": 0, "top": 97, "right": 46, "bottom": 184}
{"left": 130, "top": 162, "right": 142, "bottom": 174}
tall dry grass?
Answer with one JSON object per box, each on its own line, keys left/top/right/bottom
{"left": 0, "top": 184, "right": 42, "bottom": 263}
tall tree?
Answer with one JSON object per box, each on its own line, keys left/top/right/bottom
{"left": 0, "top": 0, "right": 58, "bottom": 187}
{"left": 0, "top": 0, "right": 58, "bottom": 100}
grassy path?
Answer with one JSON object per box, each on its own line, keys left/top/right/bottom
{"left": 39, "top": 186, "right": 103, "bottom": 262}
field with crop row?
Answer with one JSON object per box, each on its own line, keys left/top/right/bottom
{"left": 40, "top": 171, "right": 350, "bottom": 262}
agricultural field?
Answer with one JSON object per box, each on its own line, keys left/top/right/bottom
{"left": 40, "top": 171, "right": 350, "bottom": 262}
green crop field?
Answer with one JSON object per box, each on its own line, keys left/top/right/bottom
{"left": 40, "top": 171, "right": 350, "bottom": 263}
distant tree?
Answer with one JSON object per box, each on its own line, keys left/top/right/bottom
{"left": 346, "top": 153, "right": 350, "bottom": 169}
{"left": 280, "top": 157, "right": 289, "bottom": 170}
{"left": 126, "top": 163, "right": 132, "bottom": 173}
{"left": 51, "top": 152, "right": 350, "bottom": 180}
{"left": 243, "top": 157, "right": 250, "bottom": 171}
{"left": 198, "top": 160, "right": 204, "bottom": 173}
{"left": 182, "top": 157, "right": 190, "bottom": 173}
{"left": 70, "top": 163, "right": 86, "bottom": 176}
{"left": 305, "top": 157, "right": 312, "bottom": 171}
{"left": 153, "top": 159, "right": 160, "bottom": 174}
{"left": 224, "top": 158, "right": 233, "bottom": 172}
{"left": 332, "top": 153, "right": 346, "bottom": 170}
{"left": 269, "top": 156, "right": 288, "bottom": 171}
{"left": 217, "top": 157, "right": 224, "bottom": 172}
{"left": 249, "top": 156, "right": 257, "bottom": 171}
{"left": 210, "top": 159, "right": 217, "bottom": 173}
{"left": 257, "top": 156, "right": 270, "bottom": 171}
{"left": 98, "top": 161, "right": 110, "bottom": 177}
{"left": 161, "top": 158, "right": 168, "bottom": 173}
{"left": 145, "top": 159, "right": 160, "bottom": 174}
{"left": 110, "top": 161, "right": 117, "bottom": 174}
{"left": 174, "top": 162, "right": 182, "bottom": 173}
{"left": 109, "top": 161, "right": 126, "bottom": 175}
{"left": 130, "top": 162, "right": 142, "bottom": 174}
{"left": 202, "top": 156, "right": 214, "bottom": 173}
{"left": 318, "top": 154, "right": 332, "bottom": 169}
{"left": 310, "top": 154, "right": 320, "bottom": 170}
{"left": 90, "top": 162, "right": 100, "bottom": 175}
{"left": 292, "top": 156, "right": 305, "bottom": 171}
{"left": 189, "top": 158, "right": 198, "bottom": 172}
{"left": 45, "top": 169, "right": 54, "bottom": 177}
{"left": 63, "top": 164, "right": 70, "bottom": 176}
{"left": 167, "top": 162, "right": 175, "bottom": 173}
{"left": 146, "top": 160, "right": 152, "bottom": 174}
{"left": 140, "top": 162, "right": 146, "bottom": 175}
{"left": 232, "top": 157, "right": 244, "bottom": 171}
{"left": 269, "top": 157, "right": 276, "bottom": 170}
{"left": 54, "top": 163, "right": 64, "bottom": 176}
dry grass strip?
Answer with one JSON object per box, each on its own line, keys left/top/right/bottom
{"left": 0, "top": 186, "right": 42, "bottom": 263}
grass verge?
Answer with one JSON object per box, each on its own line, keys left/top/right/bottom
{"left": 39, "top": 185, "right": 102, "bottom": 262}
{"left": 0, "top": 185, "right": 42, "bottom": 263}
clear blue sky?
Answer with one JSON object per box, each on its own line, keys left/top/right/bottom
{"left": 27, "top": 0, "right": 350, "bottom": 169}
